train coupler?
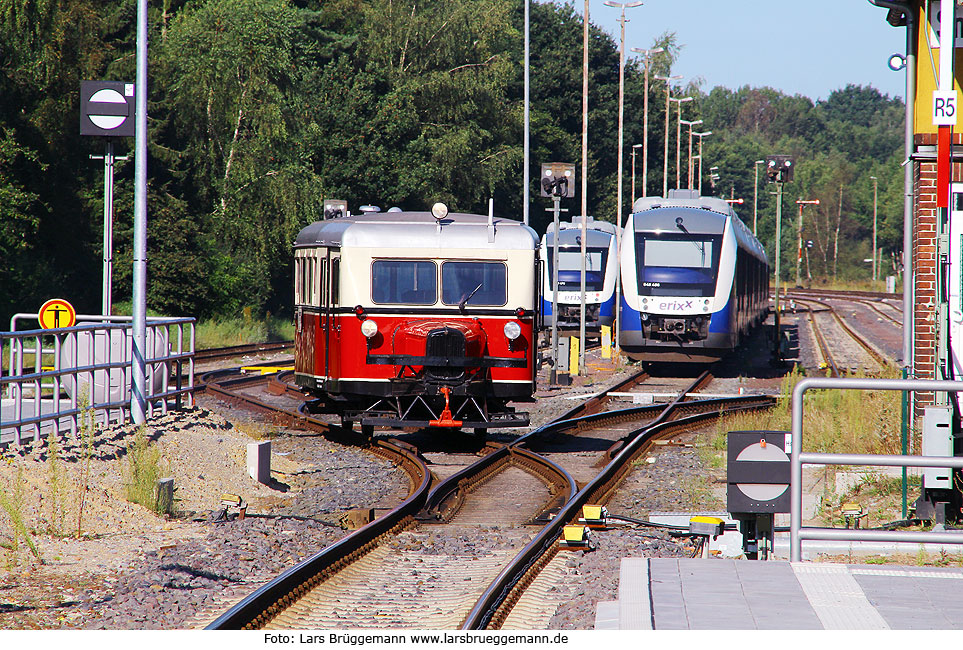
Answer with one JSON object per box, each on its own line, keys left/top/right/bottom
{"left": 429, "top": 386, "right": 463, "bottom": 427}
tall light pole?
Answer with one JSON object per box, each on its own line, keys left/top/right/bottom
{"left": 680, "top": 119, "right": 702, "bottom": 190}
{"left": 693, "top": 131, "right": 711, "bottom": 194}
{"left": 753, "top": 160, "right": 765, "bottom": 236}
{"left": 604, "top": 0, "right": 644, "bottom": 362}
{"left": 631, "top": 143, "right": 642, "bottom": 205}
{"left": 523, "top": 0, "right": 530, "bottom": 225}
{"left": 579, "top": 0, "right": 589, "bottom": 374}
{"left": 655, "top": 74, "right": 682, "bottom": 198}
{"left": 672, "top": 96, "right": 693, "bottom": 190}
{"left": 795, "top": 199, "right": 820, "bottom": 287}
{"left": 870, "top": 175, "right": 878, "bottom": 282}
{"left": 631, "top": 46, "right": 664, "bottom": 200}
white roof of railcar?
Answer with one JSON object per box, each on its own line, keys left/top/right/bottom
{"left": 294, "top": 211, "right": 538, "bottom": 251}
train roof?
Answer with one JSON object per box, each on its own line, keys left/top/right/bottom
{"left": 631, "top": 190, "right": 735, "bottom": 216}
{"left": 294, "top": 211, "right": 539, "bottom": 251}
{"left": 630, "top": 191, "right": 767, "bottom": 264}
{"left": 546, "top": 215, "right": 618, "bottom": 236}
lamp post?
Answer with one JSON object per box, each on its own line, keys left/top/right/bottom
{"left": 693, "top": 131, "right": 711, "bottom": 194}
{"left": 870, "top": 175, "right": 878, "bottom": 282}
{"left": 672, "top": 96, "right": 693, "bottom": 190}
{"left": 631, "top": 46, "right": 664, "bottom": 199}
{"left": 578, "top": 0, "right": 590, "bottom": 375}
{"left": 795, "top": 199, "right": 820, "bottom": 287}
{"left": 604, "top": 0, "right": 644, "bottom": 363}
{"left": 753, "top": 159, "right": 765, "bottom": 236}
{"left": 656, "top": 74, "right": 683, "bottom": 198}
{"left": 631, "top": 143, "right": 642, "bottom": 205}
{"left": 680, "top": 119, "right": 702, "bottom": 190}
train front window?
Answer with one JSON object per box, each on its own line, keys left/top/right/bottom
{"left": 546, "top": 248, "right": 608, "bottom": 291}
{"left": 371, "top": 260, "right": 437, "bottom": 304}
{"left": 441, "top": 261, "right": 507, "bottom": 306}
{"left": 636, "top": 234, "right": 721, "bottom": 296}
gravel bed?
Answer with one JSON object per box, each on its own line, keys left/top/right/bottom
{"left": 0, "top": 338, "right": 779, "bottom": 631}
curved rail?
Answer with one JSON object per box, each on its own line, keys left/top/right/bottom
{"left": 200, "top": 369, "right": 432, "bottom": 630}
{"left": 461, "top": 395, "right": 775, "bottom": 629}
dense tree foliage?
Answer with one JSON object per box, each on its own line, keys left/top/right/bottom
{"left": 0, "top": 0, "right": 905, "bottom": 326}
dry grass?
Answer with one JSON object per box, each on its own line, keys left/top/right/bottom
{"left": 707, "top": 366, "right": 904, "bottom": 457}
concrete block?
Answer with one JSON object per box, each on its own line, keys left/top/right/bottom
{"left": 247, "top": 440, "right": 271, "bottom": 484}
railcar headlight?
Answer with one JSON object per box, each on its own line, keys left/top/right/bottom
{"left": 641, "top": 312, "right": 649, "bottom": 322}
{"left": 360, "top": 319, "right": 379, "bottom": 338}
{"left": 503, "top": 321, "right": 522, "bottom": 340}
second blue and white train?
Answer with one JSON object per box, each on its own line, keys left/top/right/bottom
{"left": 540, "top": 216, "right": 618, "bottom": 332}
{"left": 619, "top": 190, "right": 769, "bottom": 362}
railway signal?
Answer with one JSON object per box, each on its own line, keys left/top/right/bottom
{"left": 766, "top": 155, "right": 795, "bottom": 360}
{"left": 541, "top": 163, "right": 577, "bottom": 385}
{"left": 765, "top": 155, "right": 794, "bottom": 183}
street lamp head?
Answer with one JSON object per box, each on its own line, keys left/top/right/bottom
{"left": 604, "top": 0, "right": 644, "bottom": 7}
{"left": 632, "top": 143, "right": 642, "bottom": 149}
{"left": 754, "top": 160, "right": 765, "bottom": 165}
{"left": 632, "top": 46, "right": 664, "bottom": 56}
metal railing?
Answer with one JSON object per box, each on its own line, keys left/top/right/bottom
{"left": 1, "top": 316, "right": 195, "bottom": 445}
{"left": 790, "top": 377, "right": 963, "bottom": 562}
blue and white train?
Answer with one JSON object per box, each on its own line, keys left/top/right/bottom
{"left": 540, "top": 216, "right": 619, "bottom": 333}
{"left": 619, "top": 190, "right": 769, "bottom": 362}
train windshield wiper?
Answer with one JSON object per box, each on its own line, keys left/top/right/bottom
{"left": 675, "top": 218, "right": 706, "bottom": 264}
{"left": 459, "top": 282, "right": 483, "bottom": 311}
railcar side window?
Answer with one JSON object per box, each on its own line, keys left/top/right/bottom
{"left": 371, "top": 260, "right": 437, "bottom": 304}
{"left": 441, "top": 261, "right": 507, "bottom": 306}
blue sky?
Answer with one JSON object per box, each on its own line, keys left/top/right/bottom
{"left": 578, "top": 0, "right": 907, "bottom": 102}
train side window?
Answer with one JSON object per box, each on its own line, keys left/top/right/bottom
{"left": 294, "top": 256, "right": 303, "bottom": 304}
{"left": 441, "top": 261, "right": 507, "bottom": 306}
{"left": 371, "top": 260, "right": 437, "bottom": 304}
{"left": 331, "top": 257, "right": 340, "bottom": 305}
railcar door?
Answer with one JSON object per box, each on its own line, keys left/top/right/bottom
{"left": 325, "top": 253, "right": 342, "bottom": 385}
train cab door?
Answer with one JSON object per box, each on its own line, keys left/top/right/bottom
{"left": 313, "top": 253, "right": 328, "bottom": 383}
{"left": 325, "top": 252, "right": 342, "bottom": 385}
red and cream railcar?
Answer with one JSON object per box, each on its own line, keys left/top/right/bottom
{"left": 293, "top": 205, "right": 540, "bottom": 436}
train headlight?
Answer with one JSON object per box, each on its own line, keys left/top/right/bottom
{"left": 640, "top": 312, "right": 649, "bottom": 321}
{"left": 360, "top": 319, "right": 379, "bottom": 338}
{"left": 503, "top": 321, "right": 522, "bottom": 340}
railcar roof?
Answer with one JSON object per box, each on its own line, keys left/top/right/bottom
{"left": 294, "top": 211, "right": 539, "bottom": 250}
{"left": 542, "top": 228, "right": 613, "bottom": 247}
{"left": 631, "top": 206, "right": 727, "bottom": 234}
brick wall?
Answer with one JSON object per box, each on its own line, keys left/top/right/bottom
{"left": 912, "top": 132, "right": 958, "bottom": 415}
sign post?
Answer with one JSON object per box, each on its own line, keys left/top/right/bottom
{"left": 81, "top": 80, "right": 135, "bottom": 318}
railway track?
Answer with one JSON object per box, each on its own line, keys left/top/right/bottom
{"left": 194, "top": 341, "right": 293, "bottom": 363}
{"left": 200, "top": 367, "right": 775, "bottom": 630}
{"left": 786, "top": 295, "right": 894, "bottom": 376}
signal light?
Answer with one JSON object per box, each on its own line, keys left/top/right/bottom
{"left": 765, "top": 155, "right": 794, "bottom": 183}
{"left": 515, "top": 307, "right": 527, "bottom": 318}
{"left": 354, "top": 305, "right": 366, "bottom": 319}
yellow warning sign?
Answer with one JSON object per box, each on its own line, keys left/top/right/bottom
{"left": 569, "top": 335, "right": 580, "bottom": 376}
{"left": 38, "top": 298, "right": 76, "bottom": 329}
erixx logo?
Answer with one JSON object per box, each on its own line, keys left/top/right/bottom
{"left": 658, "top": 300, "right": 693, "bottom": 311}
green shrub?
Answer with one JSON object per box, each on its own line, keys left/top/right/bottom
{"left": 123, "top": 426, "right": 167, "bottom": 513}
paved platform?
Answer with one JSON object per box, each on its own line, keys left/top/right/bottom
{"left": 595, "top": 558, "right": 963, "bottom": 630}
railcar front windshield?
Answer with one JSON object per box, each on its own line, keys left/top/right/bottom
{"left": 371, "top": 260, "right": 437, "bottom": 304}
{"left": 636, "top": 233, "right": 721, "bottom": 297}
{"left": 546, "top": 247, "right": 609, "bottom": 291}
{"left": 441, "top": 261, "right": 507, "bottom": 306}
